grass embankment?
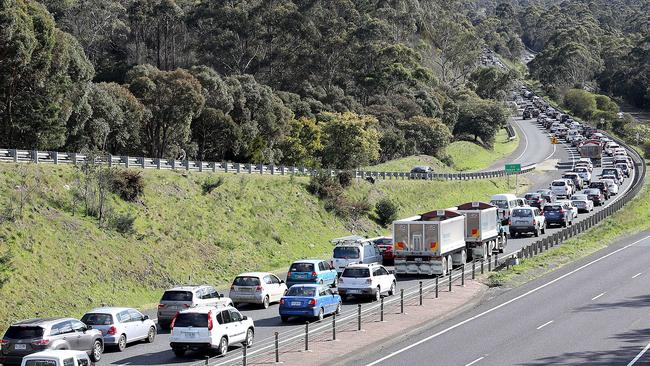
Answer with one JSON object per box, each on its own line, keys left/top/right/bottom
{"left": 368, "top": 129, "right": 519, "bottom": 173}
{"left": 0, "top": 163, "right": 522, "bottom": 327}
{"left": 489, "top": 177, "right": 650, "bottom": 287}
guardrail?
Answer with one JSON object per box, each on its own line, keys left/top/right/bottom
{"left": 0, "top": 148, "right": 536, "bottom": 181}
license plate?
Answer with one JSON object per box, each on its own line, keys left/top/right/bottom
{"left": 15, "top": 344, "right": 26, "bottom": 350}
{"left": 296, "top": 275, "right": 305, "bottom": 279}
{"left": 182, "top": 332, "right": 197, "bottom": 338}
{"left": 290, "top": 301, "right": 301, "bottom": 306}
{"left": 239, "top": 288, "right": 252, "bottom": 292}
{"left": 348, "top": 289, "right": 361, "bottom": 294}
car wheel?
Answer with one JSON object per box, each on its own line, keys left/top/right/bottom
{"left": 317, "top": 308, "right": 324, "bottom": 321}
{"left": 244, "top": 328, "right": 254, "bottom": 347}
{"left": 336, "top": 302, "right": 342, "bottom": 314}
{"left": 388, "top": 282, "right": 396, "bottom": 296}
{"left": 331, "top": 277, "right": 338, "bottom": 288}
{"left": 375, "top": 287, "right": 381, "bottom": 301}
{"left": 262, "top": 296, "right": 270, "bottom": 309}
{"left": 534, "top": 228, "right": 540, "bottom": 237}
{"left": 281, "top": 316, "right": 290, "bottom": 323}
{"left": 117, "top": 334, "right": 127, "bottom": 352}
{"left": 90, "top": 340, "right": 103, "bottom": 362}
{"left": 562, "top": 220, "right": 566, "bottom": 228}
{"left": 217, "top": 336, "right": 229, "bottom": 355}
{"left": 146, "top": 326, "right": 156, "bottom": 343}
{"left": 541, "top": 226, "right": 545, "bottom": 234}
{"left": 319, "top": 279, "right": 324, "bottom": 285}
{"left": 173, "top": 348, "right": 186, "bottom": 357}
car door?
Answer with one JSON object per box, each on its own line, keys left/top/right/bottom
{"left": 128, "top": 309, "right": 147, "bottom": 340}
{"left": 217, "top": 309, "right": 234, "bottom": 341}
{"left": 70, "top": 320, "right": 92, "bottom": 351}
{"left": 320, "top": 261, "right": 335, "bottom": 284}
{"left": 377, "top": 267, "right": 391, "bottom": 290}
{"left": 269, "top": 275, "right": 285, "bottom": 301}
{"left": 115, "top": 310, "right": 132, "bottom": 342}
{"left": 227, "top": 309, "right": 246, "bottom": 343}
{"left": 318, "top": 288, "right": 332, "bottom": 314}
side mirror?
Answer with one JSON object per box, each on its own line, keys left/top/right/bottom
{"left": 242, "top": 316, "right": 248, "bottom": 321}
{"left": 388, "top": 270, "right": 396, "bottom": 275}
{"left": 280, "top": 280, "right": 285, "bottom": 284}
{"left": 143, "top": 315, "right": 149, "bottom": 321}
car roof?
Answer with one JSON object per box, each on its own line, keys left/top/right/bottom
{"left": 12, "top": 318, "right": 72, "bottom": 327}
{"left": 165, "top": 285, "right": 209, "bottom": 292}
{"left": 291, "top": 259, "right": 322, "bottom": 264}
{"left": 345, "top": 263, "right": 382, "bottom": 269}
{"left": 179, "top": 305, "right": 233, "bottom": 314}
{"left": 236, "top": 272, "right": 274, "bottom": 278}
{"left": 86, "top": 307, "right": 134, "bottom": 315}
{"left": 24, "top": 350, "right": 88, "bottom": 360}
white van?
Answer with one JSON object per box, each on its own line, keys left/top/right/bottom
{"left": 550, "top": 179, "right": 573, "bottom": 198}
{"left": 330, "top": 236, "right": 382, "bottom": 274}
{"left": 489, "top": 194, "right": 527, "bottom": 224}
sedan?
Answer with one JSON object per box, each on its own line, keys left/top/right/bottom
{"left": 81, "top": 308, "right": 156, "bottom": 352}
{"left": 230, "top": 272, "right": 288, "bottom": 309}
{"left": 571, "top": 194, "right": 594, "bottom": 213}
{"left": 279, "top": 285, "right": 341, "bottom": 322}
{"left": 601, "top": 179, "right": 619, "bottom": 195}
{"left": 557, "top": 200, "right": 579, "bottom": 219}
{"left": 584, "top": 188, "right": 605, "bottom": 206}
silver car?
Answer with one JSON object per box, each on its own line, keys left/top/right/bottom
{"left": 81, "top": 307, "right": 157, "bottom": 351}
{"left": 509, "top": 207, "right": 546, "bottom": 238}
{"left": 157, "top": 286, "right": 233, "bottom": 329}
{"left": 230, "top": 272, "right": 288, "bottom": 309}
{"left": 571, "top": 194, "right": 594, "bottom": 213}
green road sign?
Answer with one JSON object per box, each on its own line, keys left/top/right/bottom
{"left": 505, "top": 163, "right": 521, "bottom": 173}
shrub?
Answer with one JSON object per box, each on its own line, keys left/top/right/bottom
{"left": 376, "top": 198, "right": 399, "bottom": 226}
{"left": 338, "top": 170, "right": 354, "bottom": 188}
{"left": 111, "top": 213, "right": 136, "bottom": 234}
{"left": 202, "top": 176, "right": 224, "bottom": 194}
{"left": 308, "top": 170, "right": 342, "bottom": 199}
{"left": 111, "top": 170, "right": 144, "bottom": 202}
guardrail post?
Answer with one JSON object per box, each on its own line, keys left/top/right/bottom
{"left": 30, "top": 150, "right": 37, "bottom": 163}
{"left": 71, "top": 153, "right": 77, "bottom": 165}
{"left": 242, "top": 341, "right": 247, "bottom": 366}
{"left": 448, "top": 271, "right": 452, "bottom": 292}
{"left": 332, "top": 313, "right": 337, "bottom": 340}
{"left": 494, "top": 254, "right": 498, "bottom": 268}
{"left": 419, "top": 281, "right": 423, "bottom": 305}
{"left": 481, "top": 259, "right": 484, "bottom": 274}
{"left": 235, "top": 163, "right": 241, "bottom": 173}
{"left": 123, "top": 156, "right": 129, "bottom": 168}
{"left": 435, "top": 276, "right": 439, "bottom": 298}
{"left": 357, "top": 304, "right": 362, "bottom": 331}
{"left": 400, "top": 289, "right": 404, "bottom": 313}
{"left": 472, "top": 261, "right": 476, "bottom": 279}
{"left": 380, "top": 297, "right": 384, "bottom": 322}
{"left": 461, "top": 264, "right": 465, "bottom": 286}
{"left": 52, "top": 151, "right": 59, "bottom": 165}
{"left": 275, "top": 332, "right": 279, "bottom": 362}
{"left": 305, "top": 321, "right": 309, "bottom": 351}
{"left": 10, "top": 149, "right": 17, "bottom": 163}
{"left": 141, "top": 157, "right": 146, "bottom": 169}
{"left": 170, "top": 159, "right": 176, "bottom": 170}
{"left": 488, "top": 255, "right": 492, "bottom": 272}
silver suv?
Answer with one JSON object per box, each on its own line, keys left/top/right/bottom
{"left": 0, "top": 318, "right": 103, "bottom": 366}
{"left": 157, "top": 285, "right": 233, "bottom": 329}
{"left": 509, "top": 207, "right": 546, "bottom": 238}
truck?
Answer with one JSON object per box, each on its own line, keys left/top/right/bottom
{"left": 579, "top": 139, "right": 603, "bottom": 167}
{"left": 457, "top": 202, "right": 507, "bottom": 260}
{"left": 393, "top": 210, "right": 466, "bottom": 276}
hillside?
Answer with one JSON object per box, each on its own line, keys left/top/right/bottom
{"left": 0, "top": 163, "right": 522, "bottom": 326}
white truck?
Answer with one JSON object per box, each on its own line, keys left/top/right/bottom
{"left": 457, "top": 202, "right": 507, "bottom": 260}
{"left": 393, "top": 210, "right": 466, "bottom": 276}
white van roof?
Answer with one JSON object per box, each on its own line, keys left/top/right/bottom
{"left": 490, "top": 193, "right": 518, "bottom": 201}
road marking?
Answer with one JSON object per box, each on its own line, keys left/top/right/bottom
{"left": 465, "top": 357, "right": 485, "bottom": 366}
{"left": 591, "top": 292, "right": 606, "bottom": 301}
{"left": 536, "top": 320, "right": 553, "bottom": 330}
{"left": 512, "top": 120, "right": 529, "bottom": 163}
{"left": 543, "top": 143, "right": 557, "bottom": 162}
{"left": 627, "top": 340, "right": 650, "bottom": 366}
{"left": 632, "top": 272, "right": 642, "bottom": 278}
{"left": 364, "top": 234, "right": 650, "bottom": 366}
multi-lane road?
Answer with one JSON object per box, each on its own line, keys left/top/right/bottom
{"left": 93, "top": 115, "right": 640, "bottom": 366}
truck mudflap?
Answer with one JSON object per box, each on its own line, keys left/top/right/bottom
{"left": 395, "top": 261, "right": 443, "bottom": 275}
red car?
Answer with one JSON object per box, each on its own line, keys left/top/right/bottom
{"left": 373, "top": 237, "right": 394, "bottom": 264}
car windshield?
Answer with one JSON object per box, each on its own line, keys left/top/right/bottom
{"left": 374, "top": 238, "right": 392, "bottom": 246}
{"left": 342, "top": 268, "right": 370, "bottom": 278}
{"left": 552, "top": 181, "right": 566, "bottom": 186}
{"left": 174, "top": 313, "right": 208, "bottom": 328}
{"left": 286, "top": 287, "right": 317, "bottom": 297}
{"left": 572, "top": 195, "right": 588, "bottom": 201}
{"left": 290, "top": 263, "right": 314, "bottom": 272}
{"left": 233, "top": 276, "right": 261, "bottom": 287}
{"left": 4, "top": 326, "right": 44, "bottom": 339}
{"left": 333, "top": 246, "right": 360, "bottom": 259}
{"left": 81, "top": 313, "right": 113, "bottom": 326}
{"left": 512, "top": 209, "right": 532, "bottom": 217}
{"left": 490, "top": 200, "right": 508, "bottom": 209}
{"left": 161, "top": 291, "right": 193, "bottom": 302}
{"left": 544, "top": 205, "right": 562, "bottom": 212}
{"left": 585, "top": 189, "right": 599, "bottom": 195}
{"left": 524, "top": 194, "right": 540, "bottom": 200}
{"left": 25, "top": 361, "right": 57, "bottom": 366}
{"left": 602, "top": 169, "right": 617, "bottom": 175}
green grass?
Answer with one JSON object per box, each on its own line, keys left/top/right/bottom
{"left": 447, "top": 129, "right": 519, "bottom": 171}
{"left": 0, "top": 163, "right": 524, "bottom": 329}
{"left": 366, "top": 155, "right": 453, "bottom": 173}
{"left": 488, "top": 177, "right": 650, "bottom": 287}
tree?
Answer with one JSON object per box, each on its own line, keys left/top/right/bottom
{"left": 320, "top": 112, "right": 380, "bottom": 169}
{"left": 191, "top": 107, "right": 240, "bottom": 161}
{"left": 278, "top": 117, "right": 323, "bottom": 167}
{"left": 454, "top": 95, "right": 508, "bottom": 147}
{"left": 126, "top": 64, "right": 204, "bottom": 158}
{"left": 397, "top": 116, "right": 451, "bottom": 157}
{"left": 469, "top": 68, "right": 517, "bottom": 100}
{"left": 563, "top": 89, "right": 597, "bottom": 120}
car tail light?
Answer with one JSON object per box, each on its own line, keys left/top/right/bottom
{"left": 560, "top": 209, "right": 566, "bottom": 214}
{"left": 280, "top": 299, "right": 285, "bottom": 305}
{"left": 533, "top": 220, "right": 537, "bottom": 225}
{"left": 1, "top": 339, "right": 9, "bottom": 347}
{"left": 182, "top": 304, "right": 190, "bottom": 308}
{"left": 255, "top": 286, "right": 263, "bottom": 292}
{"left": 287, "top": 272, "right": 292, "bottom": 278}
{"left": 31, "top": 339, "right": 50, "bottom": 346}
{"left": 170, "top": 315, "right": 177, "bottom": 330}
{"left": 207, "top": 311, "right": 213, "bottom": 331}
{"left": 230, "top": 285, "right": 235, "bottom": 290}
{"left": 107, "top": 326, "right": 117, "bottom": 336}
{"left": 157, "top": 304, "right": 166, "bottom": 309}
{"left": 308, "top": 299, "right": 316, "bottom": 306}
{"left": 311, "top": 272, "right": 317, "bottom": 278}
{"left": 508, "top": 220, "right": 512, "bottom": 226}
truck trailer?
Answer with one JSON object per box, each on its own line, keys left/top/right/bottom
{"left": 457, "top": 202, "right": 508, "bottom": 260}
{"left": 579, "top": 140, "right": 603, "bottom": 167}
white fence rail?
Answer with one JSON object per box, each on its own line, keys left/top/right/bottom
{"left": 0, "top": 148, "right": 536, "bottom": 181}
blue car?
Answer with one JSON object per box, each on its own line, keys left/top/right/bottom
{"left": 285, "top": 260, "right": 338, "bottom": 288}
{"left": 279, "top": 284, "right": 342, "bottom": 322}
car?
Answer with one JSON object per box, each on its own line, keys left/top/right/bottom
{"left": 522, "top": 109, "right": 532, "bottom": 119}
{"left": 601, "top": 178, "right": 619, "bottom": 195}
{"left": 331, "top": 236, "right": 382, "bottom": 274}
{"left": 562, "top": 173, "right": 584, "bottom": 190}
{"left": 81, "top": 307, "right": 156, "bottom": 352}
{"left": 20, "top": 350, "right": 92, "bottom": 366}
{"left": 583, "top": 188, "right": 605, "bottom": 206}
{"left": 410, "top": 166, "right": 432, "bottom": 178}
{"left": 373, "top": 237, "right": 394, "bottom": 264}
{"left": 571, "top": 194, "right": 594, "bottom": 213}
{"left": 229, "top": 272, "right": 288, "bottom": 309}
{"left": 169, "top": 306, "right": 254, "bottom": 357}
{"left": 157, "top": 285, "right": 233, "bottom": 329}
{"left": 602, "top": 173, "right": 622, "bottom": 186}
{"left": 575, "top": 160, "right": 593, "bottom": 172}
{"left": 338, "top": 264, "right": 396, "bottom": 301}
{"left": 589, "top": 181, "right": 611, "bottom": 199}
{"left": 490, "top": 193, "right": 527, "bottom": 225}
{"left": 509, "top": 207, "right": 545, "bottom": 238}
{"left": 524, "top": 192, "right": 545, "bottom": 208}
{"left": 557, "top": 199, "right": 579, "bottom": 219}
{"left": 573, "top": 167, "right": 592, "bottom": 183}
{"left": 550, "top": 179, "right": 573, "bottom": 198}
{"left": 279, "top": 285, "right": 342, "bottom": 322}
{"left": 601, "top": 168, "right": 624, "bottom": 184}
{"left": 543, "top": 204, "right": 572, "bottom": 228}
{"left": 536, "top": 189, "right": 556, "bottom": 203}
{"left": 0, "top": 318, "right": 103, "bottom": 366}
{"left": 615, "top": 163, "right": 630, "bottom": 178}
{"left": 286, "top": 259, "right": 338, "bottom": 289}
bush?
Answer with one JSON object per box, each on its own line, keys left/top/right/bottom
{"left": 111, "top": 170, "right": 144, "bottom": 202}
{"left": 376, "top": 198, "right": 399, "bottom": 226}
{"left": 202, "top": 176, "right": 224, "bottom": 194}
{"left": 111, "top": 213, "right": 136, "bottom": 234}
{"left": 308, "top": 170, "right": 342, "bottom": 199}
{"left": 338, "top": 170, "right": 354, "bottom": 188}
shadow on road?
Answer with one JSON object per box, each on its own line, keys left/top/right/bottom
{"left": 573, "top": 294, "right": 650, "bottom": 313}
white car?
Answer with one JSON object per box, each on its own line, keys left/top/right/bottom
{"left": 571, "top": 194, "right": 594, "bottom": 213}
{"left": 338, "top": 264, "right": 396, "bottom": 301}
{"left": 21, "top": 350, "right": 91, "bottom": 366}
{"left": 157, "top": 285, "right": 233, "bottom": 329}
{"left": 229, "top": 272, "right": 288, "bottom": 309}
{"left": 602, "top": 174, "right": 622, "bottom": 185}
{"left": 550, "top": 179, "right": 573, "bottom": 198}
{"left": 601, "top": 179, "right": 619, "bottom": 195}
{"left": 170, "top": 306, "right": 254, "bottom": 357}
{"left": 81, "top": 307, "right": 157, "bottom": 351}
{"left": 557, "top": 200, "right": 579, "bottom": 219}
{"left": 573, "top": 167, "right": 591, "bottom": 183}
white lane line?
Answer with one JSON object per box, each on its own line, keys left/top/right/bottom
{"left": 512, "top": 120, "right": 530, "bottom": 163}
{"left": 591, "top": 292, "right": 606, "bottom": 301}
{"left": 465, "top": 356, "right": 485, "bottom": 366}
{"left": 364, "top": 234, "right": 650, "bottom": 366}
{"left": 627, "top": 340, "right": 650, "bottom": 366}
{"left": 536, "top": 320, "right": 553, "bottom": 330}
{"left": 543, "top": 143, "right": 557, "bottom": 162}
{"left": 632, "top": 272, "right": 642, "bottom": 278}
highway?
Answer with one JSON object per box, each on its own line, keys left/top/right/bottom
{"left": 350, "top": 230, "right": 650, "bottom": 366}
{"left": 95, "top": 115, "right": 637, "bottom": 366}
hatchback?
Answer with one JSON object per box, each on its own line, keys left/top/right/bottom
{"left": 20, "top": 350, "right": 91, "bottom": 366}
{"left": 229, "top": 272, "right": 288, "bottom": 309}
{"left": 584, "top": 188, "right": 605, "bottom": 206}
{"left": 279, "top": 285, "right": 342, "bottom": 322}
{"left": 285, "top": 260, "right": 337, "bottom": 288}
{"left": 81, "top": 307, "right": 156, "bottom": 351}
{"left": 157, "top": 286, "right": 233, "bottom": 329}
{"left": 543, "top": 204, "right": 572, "bottom": 228}
{"left": 338, "top": 264, "right": 396, "bottom": 301}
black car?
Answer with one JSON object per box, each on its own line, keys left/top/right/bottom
{"left": 523, "top": 109, "right": 532, "bottom": 119}
{"left": 410, "top": 166, "right": 432, "bottom": 179}
{"left": 524, "top": 193, "right": 545, "bottom": 208}
{"left": 588, "top": 181, "right": 610, "bottom": 200}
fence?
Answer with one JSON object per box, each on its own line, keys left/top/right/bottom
{"left": 0, "top": 148, "right": 536, "bottom": 181}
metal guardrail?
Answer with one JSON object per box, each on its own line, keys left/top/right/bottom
{"left": 0, "top": 148, "right": 536, "bottom": 181}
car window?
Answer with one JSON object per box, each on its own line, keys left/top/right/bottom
{"left": 128, "top": 310, "right": 143, "bottom": 322}
{"left": 71, "top": 320, "right": 87, "bottom": 331}
{"left": 81, "top": 313, "right": 113, "bottom": 326}
{"left": 544, "top": 205, "right": 562, "bottom": 212}
{"left": 318, "top": 262, "right": 325, "bottom": 271}
{"left": 286, "top": 287, "right": 316, "bottom": 297}
{"left": 263, "top": 276, "right": 273, "bottom": 285}
{"left": 25, "top": 361, "right": 57, "bottom": 366}
{"left": 56, "top": 321, "right": 74, "bottom": 335}
{"left": 324, "top": 289, "right": 333, "bottom": 296}
{"left": 333, "top": 246, "right": 359, "bottom": 259}
{"left": 290, "top": 263, "right": 314, "bottom": 272}
{"left": 490, "top": 200, "right": 508, "bottom": 209}
{"left": 551, "top": 181, "right": 565, "bottom": 186}
{"left": 218, "top": 310, "right": 231, "bottom": 324}
{"left": 319, "top": 289, "right": 327, "bottom": 297}
{"left": 117, "top": 311, "right": 131, "bottom": 323}
{"left": 63, "top": 358, "right": 74, "bottom": 366}
{"left": 77, "top": 358, "right": 89, "bottom": 366}
{"left": 379, "top": 267, "right": 389, "bottom": 276}
{"left": 322, "top": 261, "right": 331, "bottom": 270}
{"left": 341, "top": 268, "right": 370, "bottom": 278}
{"left": 270, "top": 275, "right": 281, "bottom": 284}
{"left": 229, "top": 310, "right": 243, "bottom": 322}
{"left": 233, "top": 276, "right": 261, "bottom": 286}
{"left": 161, "top": 291, "right": 193, "bottom": 302}
{"left": 512, "top": 209, "right": 532, "bottom": 217}
{"left": 5, "top": 326, "right": 44, "bottom": 339}
{"left": 175, "top": 313, "right": 209, "bottom": 328}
